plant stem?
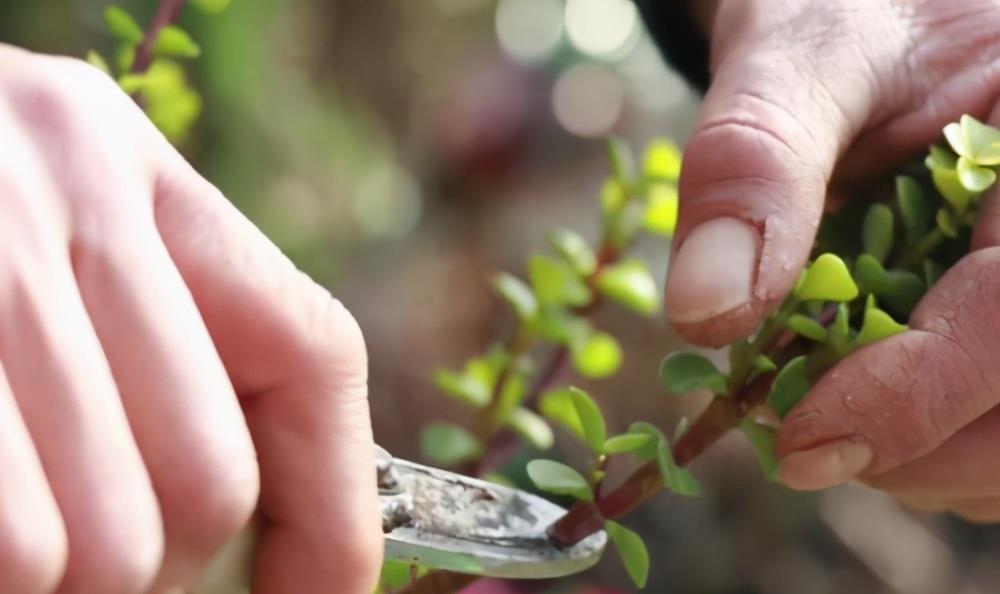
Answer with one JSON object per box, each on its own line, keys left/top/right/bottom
{"left": 902, "top": 227, "right": 946, "bottom": 269}
{"left": 132, "top": 0, "right": 188, "bottom": 74}
{"left": 394, "top": 571, "right": 478, "bottom": 594}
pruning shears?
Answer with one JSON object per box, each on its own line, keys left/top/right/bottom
{"left": 377, "top": 447, "right": 607, "bottom": 578}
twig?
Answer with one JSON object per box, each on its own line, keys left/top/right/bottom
{"left": 131, "top": 0, "right": 188, "bottom": 74}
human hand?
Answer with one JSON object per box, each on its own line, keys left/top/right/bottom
{"left": 662, "top": 0, "right": 1000, "bottom": 517}
{"left": 0, "top": 45, "right": 380, "bottom": 593}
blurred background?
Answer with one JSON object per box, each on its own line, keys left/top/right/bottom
{"left": 2, "top": 1, "right": 1000, "bottom": 592}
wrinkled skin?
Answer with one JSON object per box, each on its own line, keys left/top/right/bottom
{"left": 0, "top": 45, "right": 381, "bottom": 594}
{"left": 665, "top": 0, "right": 1000, "bottom": 520}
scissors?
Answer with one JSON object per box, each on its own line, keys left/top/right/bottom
{"left": 377, "top": 447, "right": 607, "bottom": 579}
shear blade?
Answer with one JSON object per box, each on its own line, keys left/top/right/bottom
{"left": 381, "top": 457, "right": 606, "bottom": 579}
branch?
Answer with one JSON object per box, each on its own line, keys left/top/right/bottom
{"left": 132, "top": 0, "right": 188, "bottom": 74}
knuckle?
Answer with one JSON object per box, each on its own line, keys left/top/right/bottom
{"left": 161, "top": 442, "right": 260, "bottom": 550}
{"left": 0, "top": 512, "right": 68, "bottom": 594}
{"left": 292, "top": 282, "right": 369, "bottom": 391}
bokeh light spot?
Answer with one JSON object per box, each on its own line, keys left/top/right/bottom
{"left": 551, "top": 63, "right": 625, "bottom": 137}
{"left": 495, "top": 0, "right": 564, "bottom": 65}
{"left": 564, "top": 0, "right": 638, "bottom": 59}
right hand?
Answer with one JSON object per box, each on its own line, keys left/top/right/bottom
{"left": 0, "top": 45, "right": 382, "bottom": 594}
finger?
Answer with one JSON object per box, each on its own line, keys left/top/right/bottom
{"left": 0, "top": 362, "right": 67, "bottom": 593}
{"left": 664, "top": 3, "right": 886, "bottom": 346}
{"left": 70, "top": 185, "right": 259, "bottom": 589}
{"left": 865, "top": 405, "right": 1000, "bottom": 500}
{"left": 899, "top": 496, "right": 1000, "bottom": 524}
{"left": 151, "top": 147, "right": 381, "bottom": 592}
{"left": 776, "top": 247, "right": 1000, "bottom": 490}
{"left": 0, "top": 241, "right": 163, "bottom": 592}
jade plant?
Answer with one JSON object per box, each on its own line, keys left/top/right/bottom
{"left": 384, "top": 114, "right": 1000, "bottom": 594}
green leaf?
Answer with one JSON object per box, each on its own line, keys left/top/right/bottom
{"left": 936, "top": 207, "right": 959, "bottom": 238}
{"left": 548, "top": 228, "right": 597, "bottom": 276}
{"left": 854, "top": 253, "right": 888, "bottom": 295}
{"left": 539, "top": 388, "right": 584, "bottom": 437}
{"left": 104, "top": 6, "right": 144, "bottom": 45}
{"left": 786, "top": 314, "right": 828, "bottom": 342}
{"left": 896, "top": 176, "right": 932, "bottom": 245}
{"left": 797, "top": 254, "right": 859, "bottom": 302}
{"left": 86, "top": 50, "right": 111, "bottom": 74}
{"left": 570, "top": 331, "right": 623, "bottom": 379}
{"left": 627, "top": 421, "right": 665, "bottom": 462}
{"left": 601, "top": 179, "right": 627, "bottom": 214}
{"left": 506, "top": 407, "right": 554, "bottom": 450}
{"left": 956, "top": 114, "right": 1000, "bottom": 164}
{"left": 495, "top": 372, "right": 528, "bottom": 420}
{"left": 740, "top": 418, "right": 779, "bottom": 479}
{"left": 862, "top": 203, "right": 894, "bottom": 262}
{"left": 606, "top": 137, "right": 635, "bottom": 182}
{"left": 856, "top": 307, "right": 908, "bottom": 346}
{"left": 605, "top": 521, "right": 650, "bottom": 589}
{"left": 434, "top": 369, "right": 489, "bottom": 407}
{"left": 923, "top": 259, "right": 944, "bottom": 287}
{"left": 925, "top": 145, "right": 958, "bottom": 170}
{"left": 956, "top": 156, "right": 997, "bottom": 192}
{"left": 420, "top": 423, "right": 482, "bottom": 466}
{"left": 115, "top": 44, "right": 136, "bottom": 73}
{"left": 596, "top": 260, "right": 659, "bottom": 315}
{"left": 753, "top": 354, "right": 778, "bottom": 374}
{"left": 153, "top": 25, "right": 201, "bottom": 59}
{"left": 881, "top": 269, "right": 925, "bottom": 314}
{"left": 528, "top": 255, "right": 591, "bottom": 307}
{"left": 980, "top": 143, "right": 1000, "bottom": 167}
{"left": 659, "top": 352, "right": 727, "bottom": 396}
{"left": 673, "top": 416, "right": 689, "bottom": 441}
{"left": 603, "top": 433, "right": 653, "bottom": 455}
{"left": 569, "top": 387, "right": 607, "bottom": 453}
{"left": 643, "top": 139, "right": 682, "bottom": 181}
{"left": 769, "top": 356, "right": 810, "bottom": 419}
{"left": 657, "top": 440, "right": 701, "bottom": 496}
{"left": 932, "top": 167, "right": 975, "bottom": 212}
{"left": 526, "top": 460, "right": 592, "bottom": 501}
{"left": 944, "top": 121, "right": 970, "bottom": 159}
{"left": 492, "top": 273, "right": 538, "bottom": 321}
{"left": 642, "top": 183, "right": 678, "bottom": 237}
{"left": 831, "top": 303, "right": 850, "bottom": 342}
{"left": 192, "top": 0, "right": 233, "bottom": 13}
{"left": 133, "top": 60, "right": 201, "bottom": 142}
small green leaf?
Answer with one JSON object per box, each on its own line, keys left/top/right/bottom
{"left": 740, "top": 418, "right": 779, "bottom": 479}
{"left": 628, "top": 421, "right": 665, "bottom": 462}
{"left": 104, "top": 6, "right": 144, "bottom": 45}
{"left": 642, "top": 183, "right": 678, "bottom": 236}
{"left": 657, "top": 440, "right": 701, "bottom": 496}
{"left": 603, "top": 433, "right": 653, "bottom": 455}
{"left": 493, "top": 273, "right": 538, "bottom": 321}
{"left": 192, "top": 0, "right": 233, "bottom": 13}
{"left": 420, "top": 424, "right": 482, "bottom": 466}
{"left": 944, "top": 121, "right": 970, "bottom": 159}
{"left": 643, "top": 139, "right": 682, "bottom": 181}
{"left": 528, "top": 255, "right": 591, "bottom": 307}
{"left": 86, "top": 50, "right": 111, "bottom": 74}
{"left": 153, "top": 25, "right": 201, "bottom": 58}
{"left": 606, "top": 137, "right": 635, "bottom": 182}
{"left": 596, "top": 260, "right": 659, "bottom": 315}
{"left": 932, "top": 167, "right": 975, "bottom": 212}
{"left": 959, "top": 114, "right": 1000, "bottom": 164}
{"left": 526, "top": 460, "right": 592, "bottom": 501}
{"left": 569, "top": 387, "right": 607, "bottom": 453}
{"left": 856, "top": 307, "right": 908, "bottom": 346}
{"left": 979, "top": 143, "right": 1000, "bottom": 167}
{"left": 831, "top": 303, "right": 850, "bottom": 341}
{"left": 539, "top": 388, "right": 584, "bottom": 437}
{"left": 797, "top": 254, "right": 859, "bottom": 302}
{"left": 548, "top": 228, "right": 597, "bottom": 276}
{"left": 923, "top": 259, "right": 944, "bottom": 287}
{"left": 529, "top": 307, "right": 588, "bottom": 344}
{"left": 786, "top": 314, "right": 828, "bottom": 343}
{"left": 881, "top": 269, "right": 925, "bottom": 314}
{"left": 752, "top": 354, "right": 777, "bottom": 374}
{"left": 769, "top": 356, "right": 810, "bottom": 419}
{"left": 936, "top": 207, "right": 959, "bottom": 238}
{"left": 854, "top": 253, "right": 888, "bottom": 295}
{"left": 434, "top": 369, "right": 489, "bottom": 408}
{"left": 495, "top": 372, "right": 528, "bottom": 420}
{"left": 896, "top": 176, "right": 932, "bottom": 245}
{"left": 570, "top": 331, "right": 623, "bottom": 379}
{"left": 506, "top": 407, "right": 554, "bottom": 450}
{"left": 925, "top": 144, "right": 958, "bottom": 170}
{"left": 956, "top": 156, "right": 997, "bottom": 192}
{"left": 673, "top": 416, "right": 689, "bottom": 440}
{"left": 605, "top": 521, "right": 650, "bottom": 589}
{"left": 601, "top": 179, "right": 627, "bottom": 214}
{"left": 862, "top": 203, "right": 894, "bottom": 263}
{"left": 115, "top": 44, "right": 136, "bottom": 73}
{"left": 659, "top": 352, "right": 727, "bottom": 396}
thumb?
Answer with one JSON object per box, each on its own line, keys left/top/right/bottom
{"left": 665, "top": 26, "right": 874, "bottom": 346}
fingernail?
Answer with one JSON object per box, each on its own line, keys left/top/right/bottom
{"left": 666, "top": 217, "right": 760, "bottom": 323}
{"left": 777, "top": 436, "right": 874, "bottom": 491}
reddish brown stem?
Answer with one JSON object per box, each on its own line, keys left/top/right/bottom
{"left": 548, "top": 372, "right": 776, "bottom": 545}
{"left": 132, "top": 0, "right": 187, "bottom": 74}
{"left": 395, "top": 571, "right": 478, "bottom": 594}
